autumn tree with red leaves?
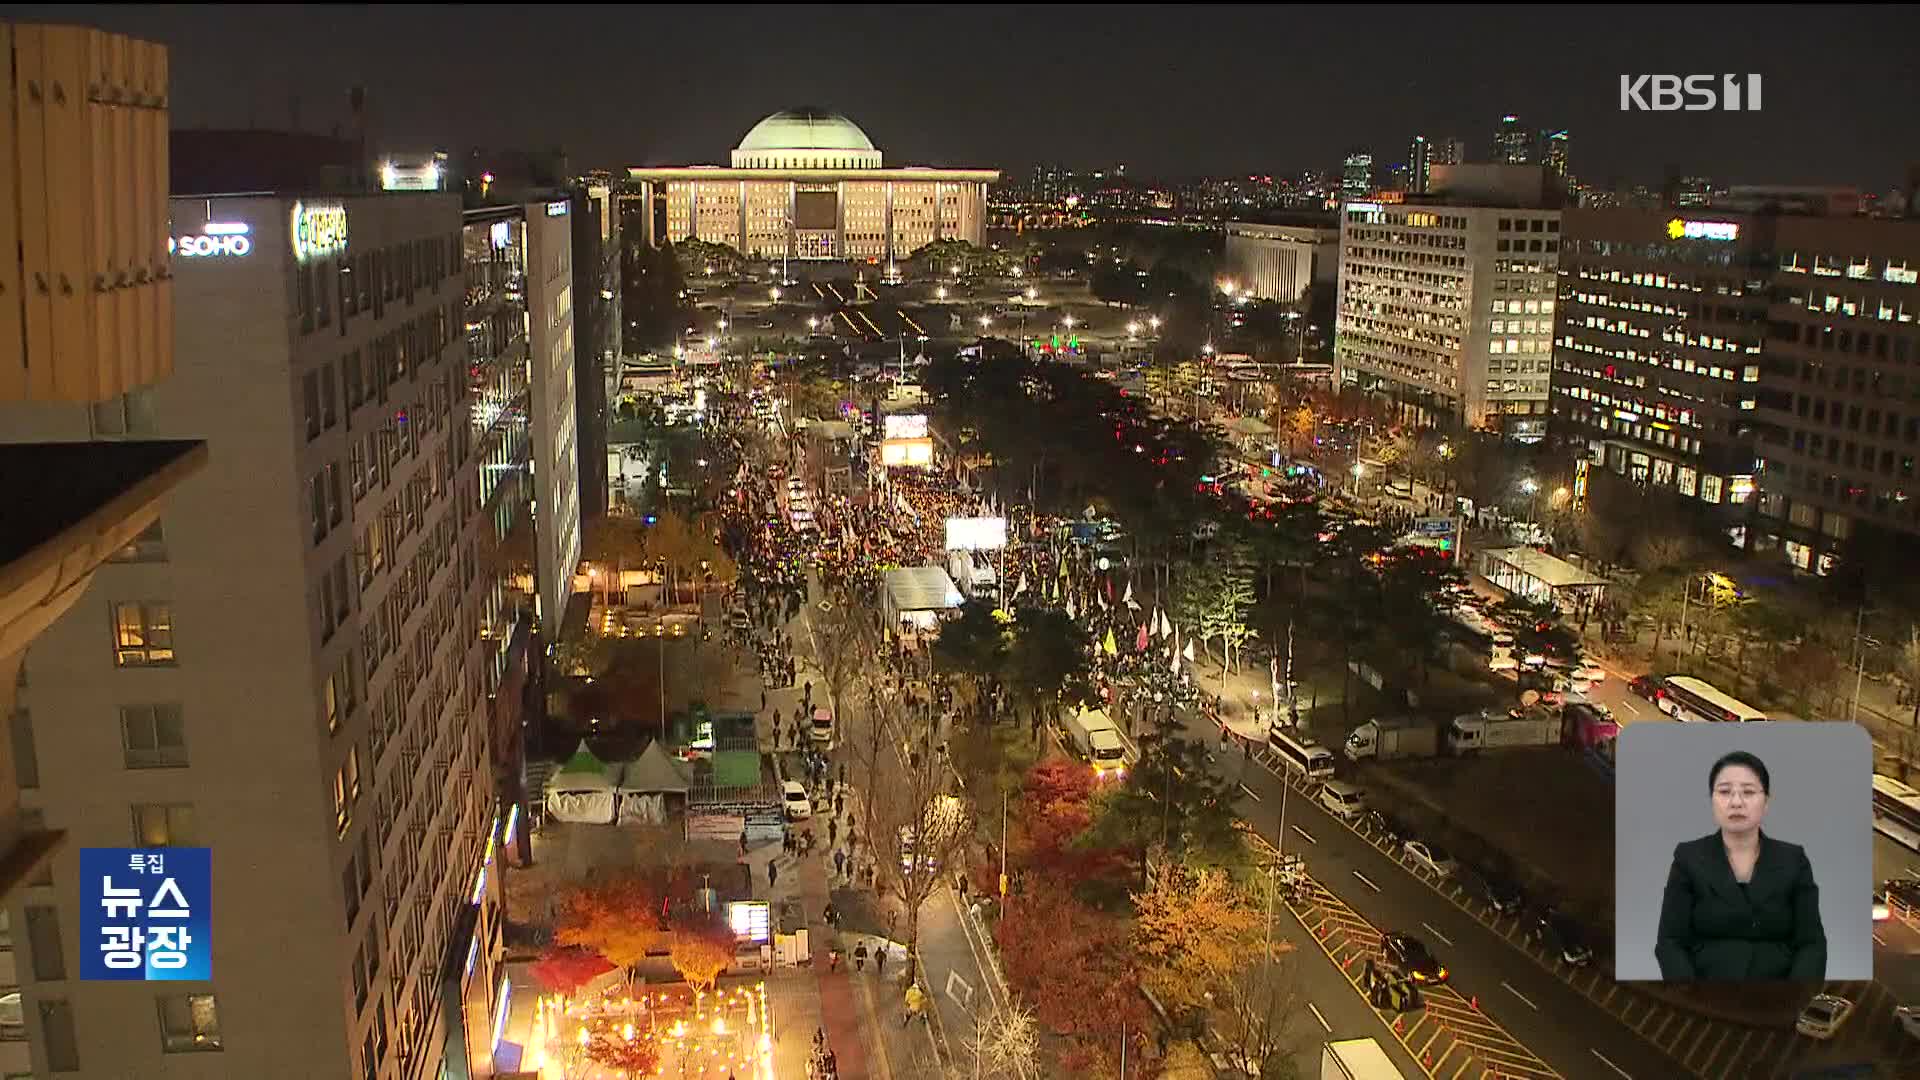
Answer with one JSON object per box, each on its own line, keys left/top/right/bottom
{"left": 668, "top": 913, "right": 737, "bottom": 992}
{"left": 995, "top": 875, "right": 1151, "bottom": 1073}
{"left": 528, "top": 946, "right": 615, "bottom": 1002}
{"left": 581, "top": 1015, "right": 662, "bottom": 1079}
{"left": 554, "top": 873, "right": 669, "bottom": 983}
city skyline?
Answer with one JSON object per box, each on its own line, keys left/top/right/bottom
{"left": 9, "top": 5, "right": 1916, "bottom": 188}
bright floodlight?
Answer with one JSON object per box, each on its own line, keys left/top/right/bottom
{"left": 1150, "top": 316, "right": 1162, "bottom": 329}
{"left": 979, "top": 315, "right": 992, "bottom": 328}
{"left": 770, "top": 287, "right": 781, "bottom": 301}
{"left": 807, "top": 317, "right": 818, "bottom": 330}
{"left": 1521, "top": 478, "right": 1539, "bottom": 494}
{"left": 1025, "top": 287, "right": 1038, "bottom": 300}
{"left": 1063, "top": 315, "right": 1076, "bottom": 329}
{"left": 937, "top": 287, "right": 947, "bottom": 299}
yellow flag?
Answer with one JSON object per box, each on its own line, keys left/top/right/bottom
{"left": 1103, "top": 627, "right": 1118, "bottom": 656}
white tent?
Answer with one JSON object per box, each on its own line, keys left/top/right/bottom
{"left": 545, "top": 741, "right": 617, "bottom": 824}
{"left": 614, "top": 742, "right": 691, "bottom": 825}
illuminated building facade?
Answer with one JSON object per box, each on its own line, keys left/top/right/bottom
{"left": 626, "top": 107, "right": 999, "bottom": 262}
{"left": 1335, "top": 167, "right": 1563, "bottom": 436}
{"left": 1223, "top": 220, "right": 1339, "bottom": 303}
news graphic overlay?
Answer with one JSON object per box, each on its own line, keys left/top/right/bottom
{"left": 1614, "top": 722, "right": 1870, "bottom": 982}
{"left": 80, "top": 848, "right": 212, "bottom": 981}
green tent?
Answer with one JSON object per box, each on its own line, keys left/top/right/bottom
{"left": 555, "top": 740, "right": 613, "bottom": 786}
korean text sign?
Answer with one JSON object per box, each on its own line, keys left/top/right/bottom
{"left": 80, "top": 848, "right": 212, "bottom": 981}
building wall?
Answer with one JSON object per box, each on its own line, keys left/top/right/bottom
{"left": 570, "top": 184, "right": 616, "bottom": 521}
{"left": 524, "top": 203, "right": 582, "bottom": 628}
{"left": 0, "top": 192, "right": 510, "bottom": 1080}
{"left": 1751, "top": 215, "right": 1920, "bottom": 571}
{"left": 1224, "top": 222, "right": 1337, "bottom": 303}
{"left": 1336, "top": 202, "right": 1560, "bottom": 431}
{"left": 646, "top": 172, "right": 992, "bottom": 260}
{"left": 1551, "top": 208, "right": 1769, "bottom": 506}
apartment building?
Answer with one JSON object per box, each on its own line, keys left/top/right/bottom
{"left": 0, "top": 185, "right": 529, "bottom": 1078}
{"left": 1334, "top": 165, "right": 1563, "bottom": 436}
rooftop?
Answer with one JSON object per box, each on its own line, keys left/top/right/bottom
{"left": 0, "top": 440, "right": 207, "bottom": 574}
{"left": 736, "top": 107, "right": 874, "bottom": 153}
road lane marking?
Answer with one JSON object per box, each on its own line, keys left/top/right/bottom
{"left": 1239, "top": 783, "right": 1261, "bottom": 801}
{"left": 1352, "top": 871, "right": 1381, "bottom": 892}
{"left": 1619, "top": 699, "right": 1641, "bottom": 717}
{"left": 1501, "top": 981, "right": 1537, "bottom": 1010}
{"left": 1874, "top": 931, "right": 1886, "bottom": 946}
{"left": 1292, "top": 824, "right": 1318, "bottom": 845}
{"left": 1591, "top": 1049, "right": 1633, "bottom": 1079}
{"left": 1421, "top": 922, "right": 1455, "bottom": 946}
{"left": 1306, "top": 1002, "right": 1331, "bottom": 1033}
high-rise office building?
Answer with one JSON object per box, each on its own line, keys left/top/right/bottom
{"left": 1550, "top": 206, "right": 1920, "bottom": 575}
{"left": 1539, "top": 129, "right": 1571, "bottom": 182}
{"left": 1434, "top": 137, "right": 1468, "bottom": 168}
{"left": 0, "top": 173, "right": 541, "bottom": 1076}
{"left": 1335, "top": 165, "right": 1562, "bottom": 436}
{"left": 1494, "top": 115, "right": 1532, "bottom": 164}
{"left": 1341, "top": 153, "right": 1375, "bottom": 201}
{"left": 1550, "top": 208, "right": 1770, "bottom": 518}
{"left": 1408, "top": 136, "right": 1432, "bottom": 196}
{"left": 570, "top": 180, "right": 619, "bottom": 522}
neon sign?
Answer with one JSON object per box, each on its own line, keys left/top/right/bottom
{"left": 291, "top": 201, "right": 349, "bottom": 261}
{"left": 169, "top": 221, "right": 252, "bottom": 258}
{"left": 1666, "top": 218, "right": 1739, "bottom": 241}
{"left": 546, "top": 200, "right": 570, "bottom": 217}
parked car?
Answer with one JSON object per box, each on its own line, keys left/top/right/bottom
{"left": 810, "top": 708, "right": 835, "bottom": 745}
{"left": 1795, "top": 994, "right": 1854, "bottom": 1040}
{"left": 1403, "top": 840, "right": 1458, "bottom": 878}
{"left": 1526, "top": 909, "right": 1594, "bottom": 967}
{"left": 1362, "top": 810, "right": 1412, "bottom": 844}
{"left": 1379, "top": 932, "right": 1449, "bottom": 985}
{"left": 1318, "top": 780, "right": 1367, "bottom": 820}
{"left": 782, "top": 780, "right": 813, "bottom": 821}
{"left": 1472, "top": 870, "right": 1526, "bottom": 915}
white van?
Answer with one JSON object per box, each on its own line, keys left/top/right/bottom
{"left": 1319, "top": 780, "right": 1366, "bottom": 819}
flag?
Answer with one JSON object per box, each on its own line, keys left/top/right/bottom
{"left": 1136, "top": 622, "right": 1150, "bottom": 653}
{"left": 1170, "top": 627, "right": 1182, "bottom": 674}
{"left": 1122, "top": 581, "right": 1133, "bottom": 606}
{"left": 1016, "top": 572, "right": 1029, "bottom": 597}
{"left": 1103, "top": 627, "right": 1118, "bottom": 657}
{"left": 1158, "top": 608, "right": 1172, "bottom": 639}
{"left": 1067, "top": 597, "right": 1076, "bottom": 620}
{"left": 1098, "top": 590, "right": 1109, "bottom": 611}
{"left": 1183, "top": 638, "right": 1196, "bottom": 662}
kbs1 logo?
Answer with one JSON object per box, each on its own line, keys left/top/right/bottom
{"left": 1620, "top": 74, "right": 1763, "bottom": 112}
{"left": 80, "top": 848, "right": 212, "bottom": 981}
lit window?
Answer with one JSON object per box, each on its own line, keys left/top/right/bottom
{"left": 157, "top": 994, "right": 222, "bottom": 1053}
{"left": 113, "top": 603, "right": 176, "bottom": 666}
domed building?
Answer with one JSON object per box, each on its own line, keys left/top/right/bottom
{"left": 627, "top": 107, "right": 998, "bottom": 262}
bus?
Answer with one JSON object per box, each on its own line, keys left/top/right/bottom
{"left": 1873, "top": 774, "right": 1920, "bottom": 851}
{"left": 1657, "top": 676, "right": 1768, "bottom": 723}
{"left": 1268, "top": 726, "right": 1336, "bottom": 780}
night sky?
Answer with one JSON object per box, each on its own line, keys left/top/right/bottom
{"left": 12, "top": 4, "right": 1920, "bottom": 188}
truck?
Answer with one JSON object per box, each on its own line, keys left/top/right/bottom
{"left": 1060, "top": 705, "right": 1132, "bottom": 781}
{"left": 1344, "top": 716, "right": 1442, "bottom": 761}
{"left": 1446, "top": 707, "right": 1562, "bottom": 754}
{"left": 1321, "top": 1037, "right": 1405, "bottom": 1080}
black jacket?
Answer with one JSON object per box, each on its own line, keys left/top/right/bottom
{"left": 1654, "top": 831, "right": 1825, "bottom": 981}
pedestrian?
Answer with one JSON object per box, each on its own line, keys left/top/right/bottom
{"left": 761, "top": 688, "right": 768, "bottom": 712}
{"left": 828, "top": 948, "right": 841, "bottom": 974}
{"left": 854, "top": 941, "right": 868, "bottom": 972}
{"left": 739, "top": 831, "right": 749, "bottom": 857}
{"left": 903, "top": 983, "right": 925, "bottom": 1026}
{"left": 833, "top": 848, "right": 847, "bottom": 879}
{"left": 1220, "top": 724, "right": 1230, "bottom": 748}
{"left": 804, "top": 680, "right": 814, "bottom": 709}
{"left": 834, "top": 791, "right": 845, "bottom": 818}
{"left": 769, "top": 860, "right": 780, "bottom": 889}
{"left": 874, "top": 942, "right": 888, "bottom": 975}
{"left": 955, "top": 870, "right": 969, "bottom": 901}
{"left": 865, "top": 863, "right": 878, "bottom": 890}
{"left": 828, "top": 819, "right": 839, "bottom": 848}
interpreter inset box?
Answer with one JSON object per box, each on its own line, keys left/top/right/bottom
{"left": 1614, "top": 722, "right": 1870, "bottom": 982}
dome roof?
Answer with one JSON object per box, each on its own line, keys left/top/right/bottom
{"left": 736, "top": 108, "right": 875, "bottom": 153}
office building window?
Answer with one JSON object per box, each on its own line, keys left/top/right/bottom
{"left": 0, "top": 988, "right": 19, "bottom": 1041}
{"left": 89, "top": 387, "right": 156, "bottom": 438}
{"left": 19, "top": 811, "right": 51, "bottom": 886}
{"left": 40, "top": 999, "right": 78, "bottom": 1070}
{"left": 304, "top": 372, "right": 322, "bottom": 440}
{"left": 121, "top": 704, "right": 188, "bottom": 768}
{"left": 132, "top": 803, "right": 196, "bottom": 847}
{"left": 158, "top": 993, "right": 222, "bottom": 1053}
{"left": 25, "top": 907, "right": 64, "bottom": 982}
{"left": 112, "top": 603, "right": 176, "bottom": 666}
{"left": 110, "top": 519, "right": 168, "bottom": 563}
{"left": 9, "top": 709, "right": 36, "bottom": 790}
{"left": 327, "top": 463, "right": 344, "bottom": 528}
{"left": 322, "top": 363, "right": 339, "bottom": 429}
{"left": 311, "top": 474, "right": 328, "bottom": 543}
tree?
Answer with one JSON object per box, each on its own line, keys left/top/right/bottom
{"left": 964, "top": 1003, "right": 1042, "bottom": 1080}
{"left": 668, "top": 914, "right": 736, "bottom": 992}
{"left": 1216, "top": 951, "right": 1313, "bottom": 1080}
{"left": 995, "top": 875, "right": 1149, "bottom": 1057}
{"left": 529, "top": 946, "right": 616, "bottom": 1002}
{"left": 1131, "top": 863, "right": 1263, "bottom": 1014}
{"left": 848, "top": 662, "right": 975, "bottom": 985}
{"left": 553, "top": 874, "right": 669, "bottom": 981}
{"left": 933, "top": 599, "right": 1010, "bottom": 711}
{"left": 1003, "top": 605, "right": 1094, "bottom": 726}
{"left": 1088, "top": 710, "right": 1245, "bottom": 877}
{"left": 581, "top": 1015, "right": 663, "bottom": 1079}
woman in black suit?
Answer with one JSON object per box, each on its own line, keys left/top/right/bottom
{"left": 1655, "top": 750, "right": 1826, "bottom": 981}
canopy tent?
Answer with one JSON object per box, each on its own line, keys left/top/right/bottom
{"left": 545, "top": 740, "right": 617, "bottom": 824}
{"left": 613, "top": 742, "right": 690, "bottom": 826}
{"left": 1226, "top": 416, "right": 1273, "bottom": 438}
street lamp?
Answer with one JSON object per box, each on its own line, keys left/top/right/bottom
{"left": 1150, "top": 315, "right": 1162, "bottom": 332}
{"left": 806, "top": 317, "right": 818, "bottom": 331}
{"left": 936, "top": 286, "right": 947, "bottom": 301}
{"left": 769, "top": 287, "right": 781, "bottom": 302}
{"left": 1025, "top": 287, "right": 1038, "bottom": 301}
{"left": 1063, "top": 315, "right": 1076, "bottom": 331}
{"left": 979, "top": 315, "right": 992, "bottom": 330}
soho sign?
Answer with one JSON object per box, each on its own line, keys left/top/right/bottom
{"left": 291, "top": 200, "right": 349, "bottom": 261}
{"left": 169, "top": 222, "right": 252, "bottom": 258}
{"left": 1666, "top": 218, "right": 1741, "bottom": 242}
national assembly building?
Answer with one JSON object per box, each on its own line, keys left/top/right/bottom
{"left": 625, "top": 107, "right": 999, "bottom": 262}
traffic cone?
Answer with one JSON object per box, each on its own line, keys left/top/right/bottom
{"left": 1393, "top": 1016, "right": 1403, "bottom": 1034}
{"left": 1424, "top": 1051, "right": 1433, "bottom": 1067}
{"left": 1470, "top": 994, "right": 1479, "bottom": 1010}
